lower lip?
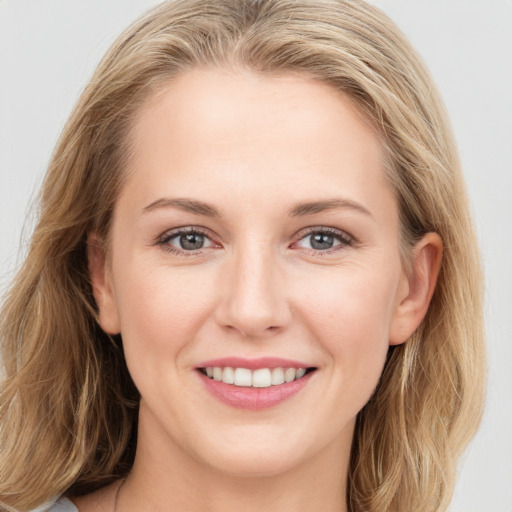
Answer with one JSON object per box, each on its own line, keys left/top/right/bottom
{"left": 196, "top": 370, "right": 316, "bottom": 410}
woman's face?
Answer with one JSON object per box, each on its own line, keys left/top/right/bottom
{"left": 91, "top": 68, "right": 431, "bottom": 478}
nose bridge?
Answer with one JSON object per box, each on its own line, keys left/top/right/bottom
{"left": 217, "top": 239, "right": 289, "bottom": 337}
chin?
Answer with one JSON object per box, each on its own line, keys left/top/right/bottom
{"left": 195, "top": 436, "right": 310, "bottom": 478}
{"left": 210, "top": 454, "right": 303, "bottom": 479}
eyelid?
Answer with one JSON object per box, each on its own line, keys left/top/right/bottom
{"left": 154, "top": 225, "right": 354, "bottom": 257}
{"left": 156, "top": 226, "right": 221, "bottom": 255}
{"left": 157, "top": 225, "right": 213, "bottom": 242}
{"left": 294, "top": 225, "right": 353, "bottom": 242}
{"left": 291, "top": 226, "right": 354, "bottom": 253}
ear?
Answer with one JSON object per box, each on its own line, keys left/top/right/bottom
{"left": 389, "top": 232, "right": 443, "bottom": 346}
{"left": 87, "top": 231, "right": 121, "bottom": 335}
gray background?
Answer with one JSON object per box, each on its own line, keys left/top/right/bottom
{"left": 1, "top": 1, "right": 511, "bottom": 510}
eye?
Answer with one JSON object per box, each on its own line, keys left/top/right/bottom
{"left": 172, "top": 232, "right": 209, "bottom": 251}
{"left": 157, "top": 227, "right": 218, "bottom": 254}
{"left": 294, "top": 228, "right": 352, "bottom": 253}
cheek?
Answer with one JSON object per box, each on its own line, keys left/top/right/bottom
{"left": 294, "top": 264, "right": 398, "bottom": 386}
{"left": 112, "top": 259, "right": 216, "bottom": 365}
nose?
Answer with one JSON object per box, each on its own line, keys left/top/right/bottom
{"left": 215, "top": 243, "right": 291, "bottom": 339}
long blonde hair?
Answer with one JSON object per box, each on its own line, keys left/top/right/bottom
{"left": 0, "top": 1, "right": 485, "bottom": 510}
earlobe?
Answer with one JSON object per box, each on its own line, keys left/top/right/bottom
{"left": 87, "top": 232, "right": 121, "bottom": 335}
{"left": 389, "top": 232, "right": 443, "bottom": 346}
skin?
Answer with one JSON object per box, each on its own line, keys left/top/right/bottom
{"left": 82, "top": 68, "right": 442, "bottom": 512}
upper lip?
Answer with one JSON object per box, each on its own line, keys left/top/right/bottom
{"left": 195, "top": 357, "right": 316, "bottom": 370}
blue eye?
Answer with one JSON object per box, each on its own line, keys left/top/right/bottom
{"left": 156, "top": 226, "right": 351, "bottom": 256}
{"left": 158, "top": 228, "right": 217, "bottom": 254}
{"left": 295, "top": 229, "right": 351, "bottom": 252}
{"left": 174, "top": 232, "right": 207, "bottom": 250}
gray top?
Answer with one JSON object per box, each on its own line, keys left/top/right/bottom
{"left": 30, "top": 497, "right": 78, "bottom": 512}
{"left": 47, "top": 498, "right": 79, "bottom": 512}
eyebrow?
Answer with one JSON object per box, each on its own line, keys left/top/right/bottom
{"left": 142, "top": 196, "right": 372, "bottom": 218}
{"left": 288, "top": 198, "right": 373, "bottom": 218}
{"left": 142, "top": 198, "right": 220, "bottom": 217}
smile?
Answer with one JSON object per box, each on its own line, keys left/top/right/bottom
{"left": 195, "top": 357, "right": 318, "bottom": 410}
{"left": 199, "top": 366, "right": 316, "bottom": 388}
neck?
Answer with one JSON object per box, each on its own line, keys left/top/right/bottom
{"left": 120, "top": 404, "right": 352, "bottom": 512}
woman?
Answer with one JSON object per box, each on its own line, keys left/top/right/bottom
{"left": 0, "top": 1, "right": 486, "bottom": 511}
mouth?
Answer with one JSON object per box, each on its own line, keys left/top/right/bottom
{"left": 196, "top": 365, "right": 318, "bottom": 410}
{"left": 194, "top": 357, "right": 319, "bottom": 410}
{"left": 197, "top": 366, "right": 317, "bottom": 388}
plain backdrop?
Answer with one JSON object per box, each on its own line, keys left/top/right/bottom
{"left": 1, "top": 1, "right": 511, "bottom": 510}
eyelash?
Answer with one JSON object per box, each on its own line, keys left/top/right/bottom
{"left": 156, "top": 226, "right": 216, "bottom": 256}
{"left": 155, "top": 226, "right": 354, "bottom": 257}
{"left": 293, "top": 226, "right": 353, "bottom": 255}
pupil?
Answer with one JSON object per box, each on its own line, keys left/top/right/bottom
{"left": 310, "top": 233, "right": 334, "bottom": 250}
{"left": 180, "top": 233, "right": 204, "bottom": 250}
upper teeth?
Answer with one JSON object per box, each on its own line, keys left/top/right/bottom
{"left": 204, "top": 367, "right": 307, "bottom": 388}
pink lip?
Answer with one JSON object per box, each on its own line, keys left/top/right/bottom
{"left": 195, "top": 356, "right": 314, "bottom": 370}
{"left": 196, "top": 367, "right": 317, "bottom": 411}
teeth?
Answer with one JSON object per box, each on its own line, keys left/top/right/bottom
{"left": 222, "top": 367, "right": 235, "bottom": 384}
{"left": 252, "top": 368, "right": 272, "bottom": 388}
{"left": 271, "top": 367, "right": 285, "bottom": 385}
{"left": 203, "top": 366, "right": 310, "bottom": 388}
{"left": 234, "top": 368, "right": 252, "bottom": 387}
{"left": 296, "top": 368, "right": 306, "bottom": 379}
{"left": 284, "top": 368, "right": 296, "bottom": 383}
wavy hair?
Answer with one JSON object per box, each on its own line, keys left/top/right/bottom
{"left": 0, "top": 1, "right": 485, "bottom": 510}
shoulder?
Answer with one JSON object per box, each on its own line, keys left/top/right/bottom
{"left": 30, "top": 497, "right": 79, "bottom": 512}
{"left": 48, "top": 498, "right": 79, "bottom": 512}
{"left": 36, "top": 480, "right": 121, "bottom": 512}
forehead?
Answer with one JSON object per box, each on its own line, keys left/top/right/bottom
{"left": 122, "top": 67, "right": 394, "bottom": 221}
